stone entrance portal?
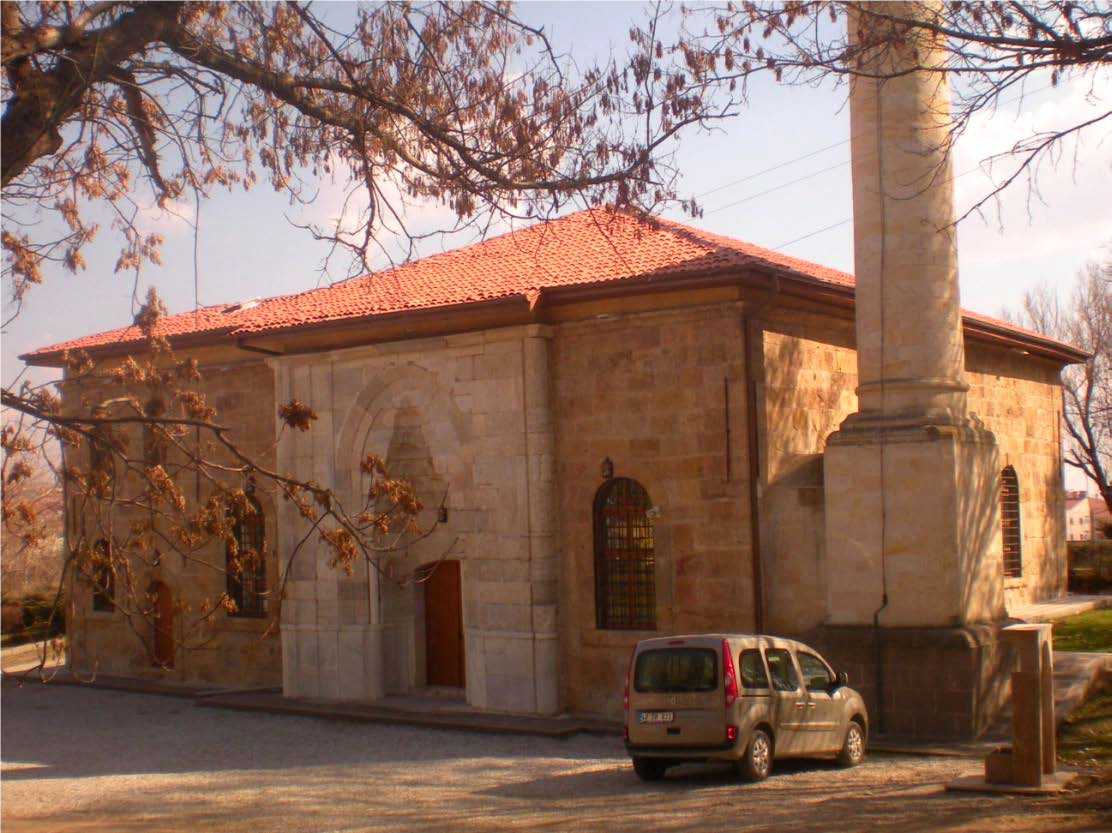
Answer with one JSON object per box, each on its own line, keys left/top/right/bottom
{"left": 424, "top": 561, "right": 465, "bottom": 688}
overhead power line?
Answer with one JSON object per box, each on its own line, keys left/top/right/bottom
{"left": 697, "top": 82, "right": 1055, "bottom": 211}
{"left": 772, "top": 219, "right": 853, "bottom": 251}
{"left": 695, "top": 139, "right": 849, "bottom": 199}
{"left": 704, "top": 159, "right": 850, "bottom": 215}
{"left": 769, "top": 156, "right": 1030, "bottom": 252}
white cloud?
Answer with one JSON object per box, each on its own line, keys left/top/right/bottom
{"left": 134, "top": 197, "right": 196, "bottom": 239}
{"left": 953, "top": 69, "right": 1112, "bottom": 267}
{"left": 949, "top": 69, "right": 1112, "bottom": 315}
{"left": 288, "top": 154, "right": 529, "bottom": 271}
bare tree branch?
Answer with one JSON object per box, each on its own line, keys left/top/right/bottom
{"left": 1010, "top": 252, "right": 1112, "bottom": 512}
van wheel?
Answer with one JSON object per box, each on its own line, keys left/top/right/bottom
{"left": 738, "top": 729, "right": 772, "bottom": 781}
{"left": 837, "top": 721, "right": 866, "bottom": 767}
{"left": 632, "top": 757, "right": 667, "bottom": 781}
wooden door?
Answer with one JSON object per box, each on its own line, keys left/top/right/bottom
{"left": 424, "top": 560, "right": 464, "bottom": 688}
{"left": 151, "top": 581, "right": 174, "bottom": 669}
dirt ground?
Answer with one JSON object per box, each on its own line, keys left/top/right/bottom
{"left": 2, "top": 682, "right": 1109, "bottom": 833}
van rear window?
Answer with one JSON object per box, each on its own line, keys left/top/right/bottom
{"left": 634, "top": 648, "right": 718, "bottom": 693}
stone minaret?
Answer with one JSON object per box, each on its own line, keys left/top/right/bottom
{"left": 823, "top": 2, "right": 1004, "bottom": 627}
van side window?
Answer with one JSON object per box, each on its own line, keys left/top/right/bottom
{"left": 797, "top": 652, "right": 834, "bottom": 692}
{"left": 764, "top": 648, "right": 799, "bottom": 692}
{"left": 739, "top": 650, "right": 769, "bottom": 689}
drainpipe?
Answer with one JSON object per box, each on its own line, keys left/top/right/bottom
{"left": 873, "top": 592, "right": 888, "bottom": 735}
{"left": 742, "top": 313, "right": 765, "bottom": 633}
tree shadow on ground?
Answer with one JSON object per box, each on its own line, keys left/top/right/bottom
{"left": 478, "top": 757, "right": 847, "bottom": 800}
{"left": 4, "top": 682, "right": 1109, "bottom": 833}
{"left": 0, "top": 682, "right": 624, "bottom": 780}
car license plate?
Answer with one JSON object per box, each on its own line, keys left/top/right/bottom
{"left": 639, "top": 711, "right": 674, "bottom": 724}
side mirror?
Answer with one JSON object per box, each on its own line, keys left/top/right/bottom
{"left": 829, "top": 671, "right": 849, "bottom": 692}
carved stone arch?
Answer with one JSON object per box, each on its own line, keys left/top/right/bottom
{"left": 332, "top": 360, "right": 469, "bottom": 693}
{"left": 335, "top": 362, "right": 466, "bottom": 511}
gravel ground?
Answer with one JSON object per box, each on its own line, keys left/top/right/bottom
{"left": 2, "top": 681, "right": 1109, "bottom": 833}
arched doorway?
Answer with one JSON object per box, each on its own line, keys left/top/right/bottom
{"left": 423, "top": 560, "right": 464, "bottom": 688}
{"left": 149, "top": 581, "right": 174, "bottom": 668}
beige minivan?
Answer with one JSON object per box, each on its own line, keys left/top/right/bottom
{"left": 624, "top": 634, "right": 868, "bottom": 781}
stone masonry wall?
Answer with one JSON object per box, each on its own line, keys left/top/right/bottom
{"left": 757, "top": 306, "right": 1066, "bottom": 635}
{"left": 965, "top": 349, "right": 1067, "bottom": 609}
{"left": 59, "top": 300, "right": 1067, "bottom": 711}
{"left": 274, "top": 324, "right": 559, "bottom": 714}
{"left": 553, "top": 302, "right": 755, "bottom": 717}
{"left": 66, "top": 359, "right": 282, "bottom": 688}
{"left": 758, "top": 308, "right": 859, "bottom": 635}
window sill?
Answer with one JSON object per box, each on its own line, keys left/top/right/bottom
{"left": 1003, "top": 577, "right": 1026, "bottom": 590}
{"left": 584, "top": 628, "right": 659, "bottom": 647}
{"left": 221, "top": 615, "right": 276, "bottom": 632}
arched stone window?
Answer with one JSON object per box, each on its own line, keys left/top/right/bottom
{"left": 1001, "top": 466, "right": 1022, "bottom": 579}
{"left": 226, "top": 484, "right": 267, "bottom": 617}
{"left": 593, "top": 477, "right": 656, "bottom": 630}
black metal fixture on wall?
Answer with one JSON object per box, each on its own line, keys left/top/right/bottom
{"left": 600, "top": 457, "right": 614, "bottom": 480}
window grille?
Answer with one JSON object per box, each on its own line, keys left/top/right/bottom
{"left": 226, "top": 490, "right": 267, "bottom": 617}
{"left": 143, "top": 398, "right": 167, "bottom": 466}
{"left": 1001, "top": 466, "right": 1022, "bottom": 579}
{"left": 593, "top": 477, "right": 656, "bottom": 630}
{"left": 88, "top": 434, "right": 116, "bottom": 485}
{"left": 92, "top": 539, "right": 114, "bottom": 612}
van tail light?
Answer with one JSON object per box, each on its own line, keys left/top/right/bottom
{"left": 624, "top": 651, "right": 633, "bottom": 712}
{"left": 622, "top": 725, "right": 629, "bottom": 741}
{"left": 726, "top": 725, "right": 738, "bottom": 742}
{"left": 722, "top": 639, "right": 738, "bottom": 707}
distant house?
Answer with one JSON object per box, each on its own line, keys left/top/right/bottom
{"left": 23, "top": 209, "right": 1086, "bottom": 733}
{"left": 1066, "top": 491, "right": 1112, "bottom": 541}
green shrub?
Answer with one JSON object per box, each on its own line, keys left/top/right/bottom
{"left": 1, "top": 593, "right": 64, "bottom": 646}
{"left": 1068, "top": 541, "right": 1112, "bottom": 593}
{"left": 1, "top": 604, "right": 22, "bottom": 634}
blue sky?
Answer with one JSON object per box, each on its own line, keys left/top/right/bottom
{"left": 4, "top": 1, "right": 1110, "bottom": 414}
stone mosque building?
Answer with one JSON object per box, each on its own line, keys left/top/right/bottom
{"left": 24, "top": 4, "right": 1086, "bottom": 739}
{"left": 27, "top": 208, "right": 1082, "bottom": 737}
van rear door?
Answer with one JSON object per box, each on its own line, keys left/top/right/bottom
{"left": 627, "top": 644, "right": 725, "bottom": 747}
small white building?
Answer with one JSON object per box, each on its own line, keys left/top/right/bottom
{"left": 1066, "top": 491, "right": 1111, "bottom": 542}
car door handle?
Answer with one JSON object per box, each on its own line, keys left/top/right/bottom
{"left": 795, "top": 702, "right": 807, "bottom": 708}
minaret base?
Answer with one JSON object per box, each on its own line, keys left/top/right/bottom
{"left": 803, "top": 622, "right": 1013, "bottom": 740}
{"left": 823, "top": 415, "right": 1005, "bottom": 628}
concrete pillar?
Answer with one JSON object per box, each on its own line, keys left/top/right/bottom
{"left": 1003, "top": 624, "right": 1056, "bottom": 777}
{"left": 522, "top": 329, "right": 561, "bottom": 714}
{"left": 823, "top": 2, "right": 1004, "bottom": 628}
{"left": 987, "top": 624, "right": 1056, "bottom": 786}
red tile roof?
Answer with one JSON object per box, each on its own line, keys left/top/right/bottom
{"left": 22, "top": 208, "right": 1084, "bottom": 364}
